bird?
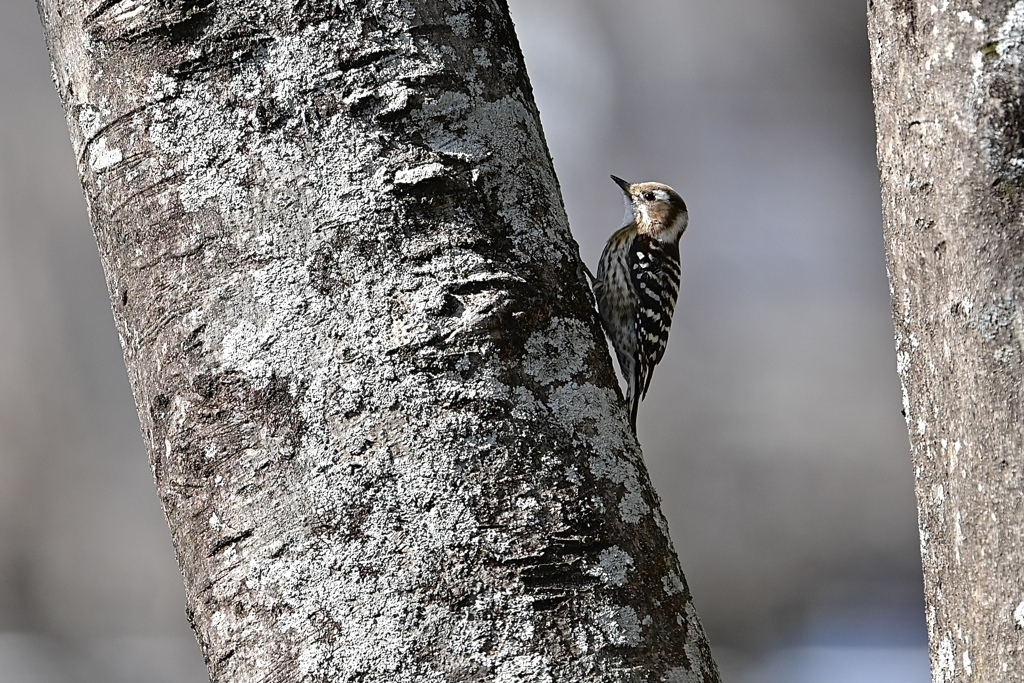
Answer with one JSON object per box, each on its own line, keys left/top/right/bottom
{"left": 594, "top": 175, "right": 688, "bottom": 434}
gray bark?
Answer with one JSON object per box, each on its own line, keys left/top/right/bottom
{"left": 869, "top": 2, "right": 1024, "bottom": 681}
{"left": 36, "top": 1, "right": 720, "bottom": 681}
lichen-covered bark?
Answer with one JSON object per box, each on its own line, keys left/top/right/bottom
{"left": 869, "top": 2, "right": 1024, "bottom": 681}
{"left": 36, "top": 1, "right": 719, "bottom": 681}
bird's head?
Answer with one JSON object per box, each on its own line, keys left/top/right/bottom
{"left": 611, "top": 175, "right": 688, "bottom": 242}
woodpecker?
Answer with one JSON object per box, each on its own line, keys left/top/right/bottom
{"left": 595, "top": 175, "right": 688, "bottom": 433}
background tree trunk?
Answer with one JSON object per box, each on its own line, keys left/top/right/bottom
{"left": 36, "top": 1, "right": 719, "bottom": 680}
{"left": 869, "top": 2, "right": 1024, "bottom": 681}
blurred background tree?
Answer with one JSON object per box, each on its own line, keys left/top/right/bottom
{"left": 871, "top": 2, "right": 1024, "bottom": 680}
{"left": 0, "top": 1, "right": 924, "bottom": 681}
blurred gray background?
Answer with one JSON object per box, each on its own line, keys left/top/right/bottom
{"left": 0, "top": 1, "right": 926, "bottom": 681}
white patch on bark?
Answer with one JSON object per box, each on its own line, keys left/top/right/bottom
{"left": 956, "top": 10, "right": 986, "bottom": 33}
{"left": 589, "top": 547, "right": 633, "bottom": 587}
{"left": 618, "top": 485, "right": 649, "bottom": 524}
{"left": 473, "top": 48, "right": 492, "bottom": 68}
{"left": 446, "top": 14, "right": 472, "bottom": 38}
{"left": 936, "top": 634, "right": 956, "bottom": 683}
{"left": 523, "top": 318, "right": 590, "bottom": 385}
{"left": 662, "top": 571, "right": 685, "bottom": 596}
{"left": 594, "top": 605, "right": 642, "bottom": 648}
{"left": 394, "top": 162, "right": 447, "bottom": 186}
{"left": 1013, "top": 600, "right": 1024, "bottom": 629}
{"left": 88, "top": 136, "right": 122, "bottom": 171}
{"left": 996, "top": 2, "right": 1024, "bottom": 65}
{"left": 588, "top": 444, "right": 651, "bottom": 525}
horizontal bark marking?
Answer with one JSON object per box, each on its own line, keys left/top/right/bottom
{"left": 84, "top": 0, "right": 216, "bottom": 44}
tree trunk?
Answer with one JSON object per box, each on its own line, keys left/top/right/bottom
{"left": 869, "top": 2, "right": 1024, "bottom": 681}
{"left": 36, "top": 1, "right": 720, "bottom": 680}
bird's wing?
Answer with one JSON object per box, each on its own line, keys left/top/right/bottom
{"left": 628, "top": 236, "right": 681, "bottom": 399}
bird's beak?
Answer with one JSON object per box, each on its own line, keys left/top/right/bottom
{"left": 610, "top": 175, "right": 632, "bottom": 195}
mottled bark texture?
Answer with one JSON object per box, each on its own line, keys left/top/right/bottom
{"left": 869, "top": 2, "right": 1024, "bottom": 681}
{"left": 36, "top": 1, "right": 719, "bottom": 681}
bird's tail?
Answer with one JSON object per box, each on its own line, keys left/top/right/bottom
{"left": 626, "top": 363, "right": 641, "bottom": 435}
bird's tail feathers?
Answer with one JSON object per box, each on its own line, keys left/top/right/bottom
{"left": 626, "top": 363, "right": 641, "bottom": 435}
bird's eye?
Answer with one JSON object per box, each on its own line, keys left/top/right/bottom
{"left": 642, "top": 191, "right": 656, "bottom": 201}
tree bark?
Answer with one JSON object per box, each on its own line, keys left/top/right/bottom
{"left": 869, "top": 2, "right": 1024, "bottom": 681}
{"left": 36, "top": 1, "right": 720, "bottom": 681}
